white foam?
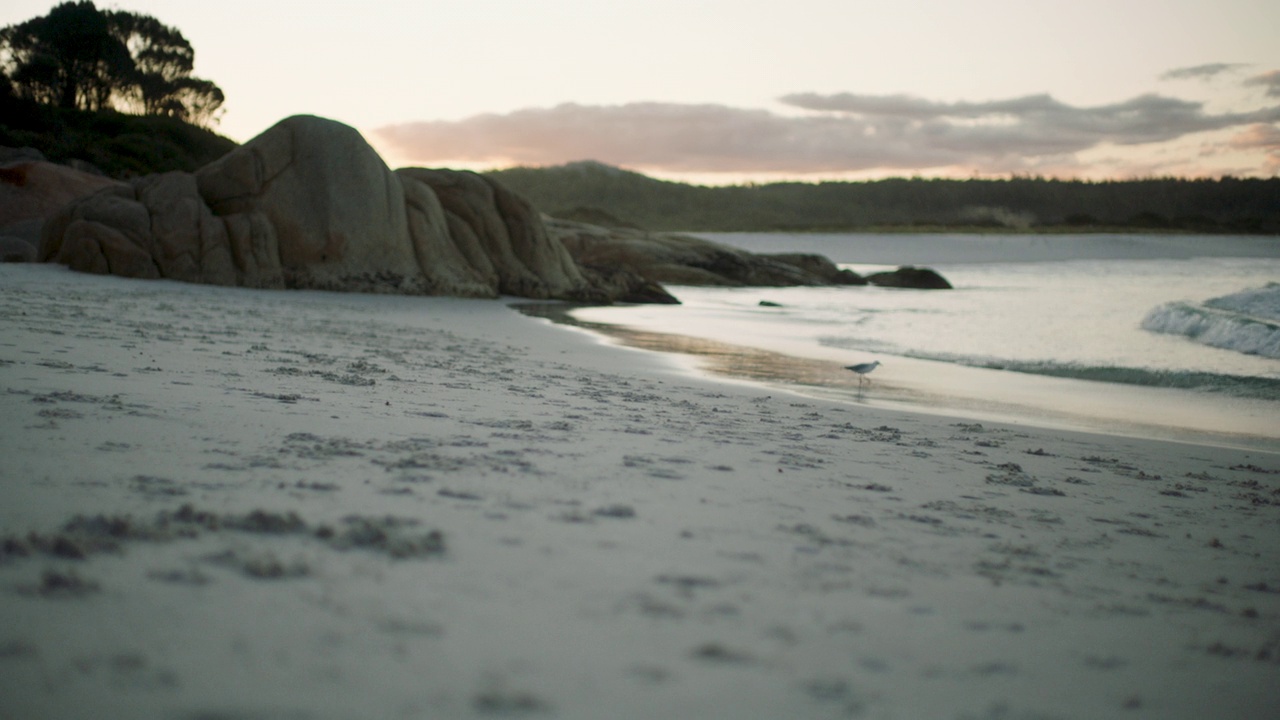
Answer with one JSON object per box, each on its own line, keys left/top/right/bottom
{"left": 1142, "top": 284, "right": 1280, "bottom": 359}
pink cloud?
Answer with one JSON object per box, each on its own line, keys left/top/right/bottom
{"left": 372, "top": 92, "right": 1280, "bottom": 177}
{"left": 1230, "top": 123, "right": 1280, "bottom": 173}
{"left": 1245, "top": 70, "right": 1280, "bottom": 98}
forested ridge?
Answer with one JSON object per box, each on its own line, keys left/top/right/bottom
{"left": 489, "top": 161, "right": 1280, "bottom": 235}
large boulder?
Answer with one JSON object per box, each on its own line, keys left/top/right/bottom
{"left": 37, "top": 116, "right": 618, "bottom": 301}
{"left": 396, "top": 170, "right": 494, "bottom": 298}
{"left": 194, "top": 116, "right": 416, "bottom": 291}
{"left": 865, "top": 266, "right": 953, "bottom": 289}
{"left": 573, "top": 265, "right": 681, "bottom": 305}
{"left": 760, "top": 252, "right": 867, "bottom": 286}
{"left": 38, "top": 166, "right": 287, "bottom": 288}
{"left": 0, "top": 157, "right": 125, "bottom": 261}
{"left": 399, "top": 168, "right": 591, "bottom": 299}
{"left": 1, "top": 234, "right": 37, "bottom": 263}
{"left": 547, "top": 217, "right": 865, "bottom": 287}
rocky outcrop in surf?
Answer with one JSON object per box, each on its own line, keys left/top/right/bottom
{"left": 546, "top": 217, "right": 867, "bottom": 288}
{"left": 865, "top": 266, "right": 953, "bottom": 290}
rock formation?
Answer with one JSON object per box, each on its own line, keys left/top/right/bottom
{"left": 865, "top": 266, "right": 953, "bottom": 290}
{"left": 38, "top": 116, "right": 627, "bottom": 301}
{"left": 546, "top": 218, "right": 865, "bottom": 287}
{"left": 1, "top": 153, "right": 124, "bottom": 262}
{"left": 32, "top": 114, "right": 941, "bottom": 301}
{"left": 398, "top": 168, "right": 588, "bottom": 299}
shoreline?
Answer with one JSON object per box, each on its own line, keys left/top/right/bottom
{"left": 687, "top": 226, "right": 1280, "bottom": 236}
{"left": 689, "top": 231, "right": 1280, "bottom": 266}
{"left": 2, "top": 264, "right": 1278, "bottom": 719}
{"left": 521, "top": 302, "right": 1280, "bottom": 454}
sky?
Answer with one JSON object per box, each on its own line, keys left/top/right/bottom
{"left": 3, "top": 0, "right": 1279, "bottom": 184}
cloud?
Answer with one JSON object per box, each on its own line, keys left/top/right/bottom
{"left": 372, "top": 92, "right": 1280, "bottom": 177}
{"left": 778, "top": 92, "right": 1279, "bottom": 146}
{"left": 780, "top": 92, "right": 1078, "bottom": 121}
{"left": 1245, "top": 70, "right": 1280, "bottom": 98}
{"left": 1230, "top": 122, "right": 1280, "bottom": 173}
{"left": 1231, "top": 123, "right": 1280, "bottom": 148}
{"left": 375, "top": 102, "right": 938, "bottom": 173}
{"left": 1159, "top": 63, "right": 1247, "bottom": 81}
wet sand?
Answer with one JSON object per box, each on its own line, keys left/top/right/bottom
{"left": 1, "top": 264, "right": 1278, "bottom": 719}
{"left": 557, "top": 298, "right": 1280, "bottom": 450}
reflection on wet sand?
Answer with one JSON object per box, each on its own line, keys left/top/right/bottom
{"left": 516, "top": 303, "right": 870, "bottom": 391}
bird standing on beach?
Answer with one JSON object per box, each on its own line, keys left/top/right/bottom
{"left": 845, "top": 360, "right": 881, "bottom": 386}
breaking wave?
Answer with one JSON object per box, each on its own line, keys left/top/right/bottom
{"left": 1141, "top": 283, "right": 1280, "bottom": 360}
{"left": 857, "top": 344, "right": 1280, "bottom": 400}
{"left": 969, "top": 360, "right": 1280, "bottom": 400}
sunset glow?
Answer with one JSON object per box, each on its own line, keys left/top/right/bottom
{"left": 3, "top": 0, "right": 1277, "bottom": 183}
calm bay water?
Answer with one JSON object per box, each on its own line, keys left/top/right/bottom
{"left": 570, "top": 234, "right": 1280, "bottom": 449}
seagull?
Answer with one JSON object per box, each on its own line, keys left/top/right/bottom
{"left": 844, "top": 360, "right": 881, "bottom": 386}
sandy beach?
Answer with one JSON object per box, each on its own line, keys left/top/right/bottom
{"left": 1, "top": 263, "right": 1278, "bottom": 720}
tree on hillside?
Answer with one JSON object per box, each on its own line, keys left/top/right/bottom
{"left": 0, "top": 66, "right": 13, "bottom": 102}
{"left": 0, "top": 1, "right": 223, "bottom": 125}
{"left": 113, "top": 11, "right": 223, "bottom": 123}
{"left": 0, "top": 1, "right": 126, "bottom": 110}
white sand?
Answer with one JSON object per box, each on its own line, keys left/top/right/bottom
{"left": 1, "top": 263, "right": 1278, "bottom": 720}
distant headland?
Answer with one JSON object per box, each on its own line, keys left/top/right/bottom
{"left": 488, "top": 160, "right": 1280, "bottom": 235}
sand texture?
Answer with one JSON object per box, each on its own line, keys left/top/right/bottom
{"left": 1, "top": 264, "right": 1278, "bottom": 720}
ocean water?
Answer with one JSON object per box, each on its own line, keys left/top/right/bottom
{"left": 568, "top": 234, "right": 1280, "bottom": 449}
{"left": 1142, "top": 283, "right": 1280, "bottom": 360}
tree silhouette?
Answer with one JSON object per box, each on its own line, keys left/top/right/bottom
{"left": 0, "top": 1, "right": 223, "bottom": 125}
{"left": 0, "top": 2, "right": 127, "bottom": 110}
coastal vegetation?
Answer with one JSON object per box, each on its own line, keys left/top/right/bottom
{"left": 0, "top": 1, "right": 223, "bottom": 123}
{"left": 0, "top": 2, "right": 235, "bottom": 176}
{"left": 489, "top": 161, "right": 1280, "bottom": 235}
{"left": 0, "top": 94, "right": 236, "bottom": 176}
